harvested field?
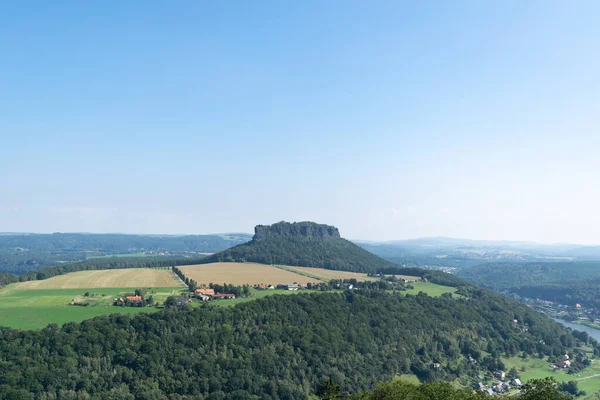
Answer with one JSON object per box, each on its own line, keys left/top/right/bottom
{"left": 16, "top": 268, "right": 183, "bottom": 289}
{"left": 283, "top": 266, "right": 380, "bottom": 282}
{"left": 178, "top": 262, "right": 321, "bottom": 286}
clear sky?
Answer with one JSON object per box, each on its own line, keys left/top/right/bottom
{"left": 1, "top": 1, "right": 599, "bottom": 243}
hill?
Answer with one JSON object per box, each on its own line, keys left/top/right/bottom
{"left": 458, "top": 261, "right": 600, "bottom": 309}
{"left": 201, "top": 221, "right": 393, "bottom": 272}
{"left": 0, "top": 233, "right": 251, "bottom": 274}
{"left": 0, "top": 290, "right": 586, "bottom": 399}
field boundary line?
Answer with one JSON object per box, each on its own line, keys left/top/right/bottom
{"left": 273, "top": 265, "right": 328, "bottom": 282}
{"left": 171, "top": 268, "right": 188, "bottom": 287}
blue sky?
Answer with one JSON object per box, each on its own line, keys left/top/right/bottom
{"left": 1, "top": 1, "right": 600, "bottom": 243}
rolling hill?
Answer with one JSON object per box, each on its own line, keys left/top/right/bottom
{"left": 201, "top": 221, "right": 393, "bottom": 272}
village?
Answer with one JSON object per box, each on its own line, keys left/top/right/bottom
{"left": 514, "top": 295, "right": 600, "bottom": 327}
{"left": 471, "top": 370, "right": 523, "bottom": 396}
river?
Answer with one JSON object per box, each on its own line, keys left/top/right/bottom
{"left": 552, "top": 318, "right": 600, "bottom": 341}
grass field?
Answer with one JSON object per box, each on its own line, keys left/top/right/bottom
{"left": 0, "top": 286, "right": 183, "bottom": 330}
{"left": 178, "top": 262, "right": 322, "bottom": 286}
{"left": 404, "top": 281, "right": 457, "bottom": 297}
{"left": 394, "top": 374, "right": 421, "bottom": 384}
{"left": 209, "top": 288, "right": 328, "bottom": 307}
{"left": 283, "top": 266, "right": 379, "bottom": 282}
{"left": 16, "top": 268, "right": 184, "bottom": 289}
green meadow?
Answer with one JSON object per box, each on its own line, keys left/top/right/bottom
{"left": 210, "top": 288, "right": 327, "bottom": 307}
{"left": 404, "top": 281, "right": 457, "bottom": 297}
{"left": 0, "top": 286, "right": 182, "bottom": 330}
{"left": 501, "top": 355, "right": 600, "bottom": 398}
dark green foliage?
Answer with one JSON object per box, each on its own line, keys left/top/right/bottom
{"left": 203, "top": 222, "right": 392, "bottom": 272}
{"left": 354, "top": 378, "right": 572, "bottom": 400}
{"left": 557, "top": 381, "right": 582, "bottom": 396}
{"left": 458, "top": 261, "right": 600, "bottom": 307}
{"left": 0, "top": 291, "right": 578, "bottom": 398}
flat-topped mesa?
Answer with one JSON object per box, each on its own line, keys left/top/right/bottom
{"left": 253, "top": 221, "right": 341, "bottom": 241}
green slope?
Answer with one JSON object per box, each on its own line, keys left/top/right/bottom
{"left": 202, "top": 221, "right": 393, "bottom": 272}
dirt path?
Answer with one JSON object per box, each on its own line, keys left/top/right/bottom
{"left": 576, "top": 373, "right": 600, "bottom": 381}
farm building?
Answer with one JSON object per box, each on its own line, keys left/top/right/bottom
{"left": 196, "top": 293, "right": 210, "bottom": 301}
{"left": 195, "top": 288, "right": 215, "bottom": 296}
{"left": 278, "top": 284, "right": 299, "bottom": 291}
{"left": 493, "top": 370, "right": 505, "bottom": 380}
{"left": 212, "top": 294, "right": 236, "bottom": 300}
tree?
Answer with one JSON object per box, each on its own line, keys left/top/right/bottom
{"left": 164, "top": 296, "right": 177, "bottom": 308}
{"left": 507, "top": 366, "right": 520, "bottom": 380}
{"left": 520, "top": 378, "right": 572, "bottom": 400}
{"left": 558, "top": 380, "right": 580, "bottom": 396}
{"left": 316, "top": 378, "right": 341, "bottom": 400}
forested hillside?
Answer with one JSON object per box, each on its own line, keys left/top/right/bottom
{"left": 202, "top": 221, "right": 392, "bottom": 272}
{"left": 458, "top": 261, "right": 600, "bottom": 307}
{"left": 0, "top": 290, "right": 584, "bottom": 399}
{"left": 0, "top": 233, "right": 250, "bottom": 274}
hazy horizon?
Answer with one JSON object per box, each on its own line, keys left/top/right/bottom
{"left": 2, "top": 1, "right": 600, "bottom": 244}
{"left": 0, "top": 229, "right": 596, "bottom": 247}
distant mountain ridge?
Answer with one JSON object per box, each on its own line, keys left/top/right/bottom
{"left": 201, "top": 221, "right": 392, "bottom": 272}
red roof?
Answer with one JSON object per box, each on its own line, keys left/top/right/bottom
{"left": 195, "top": 289, "right": 215, "bottom": 295}
{"left": 126, "top": 295, "right": 142, "bottom": 301}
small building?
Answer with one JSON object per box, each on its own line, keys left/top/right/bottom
{"left": 576, "top": 303, "right": 582, "bottom": 309}
{"left": 195, "top": 289, "right": 215, "bottom": 296}
{"left": 267, "top": 285, "right": 275, "bottom": 290}
{"left": 564, "top": 354, "right": 570, "bottom": 360}
{"left": 196, "top": 293, "right": 211, "bottom": 301}
{"left": 211, "top": 293, "right": 236, "bottom": 300}
{"left": 432, "top": 363, "right": 441, "bottom": 369}
{"left": 278, "top": 284, "right": 299, "bottom": 291}
{"left": 117, "top": 295, "right": 143, "bottom": 307}
{"left": 502, "top": 382, "right": 511, "bottom": 391}
{"left": 485, "top": 389, "right": 494, "bottom": 396}
{"left": 554, "top": 360, "right": 571, "bottom": 369}
{"left": 494, "top": 370, "right": 505, "bottom": 380}
{"left": 512, "top": 379, "right": 522, "bottom": 387}
{"left": 255, "top": 284, "right": 267, "bottom": 290}
{"left": 472, "top": 383, "right": 485, "bottom": 391}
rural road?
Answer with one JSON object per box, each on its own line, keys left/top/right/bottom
{"left": 576, "top": 373, "right": 600, "bottom": 381}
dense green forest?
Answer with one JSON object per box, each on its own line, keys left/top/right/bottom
{"left": 0, "top": 233, "right": 250, "bottom": 274}
{"left": 354, "top": 378, "right": 572, "bottom": 399}
{"left": 458, "top": 261, "right": 600, "bottom": 307}
{"left": 203, "top": 222, "right": 392, "bottom": 272}
{"left": 0, "top": 290, "right": 587, "bottom": 399}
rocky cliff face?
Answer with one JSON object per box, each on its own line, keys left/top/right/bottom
{"left": 253, "top": 221, "right": 341, "bottom": 241}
